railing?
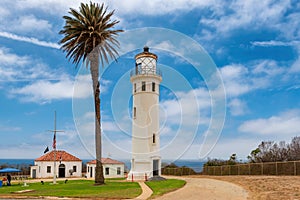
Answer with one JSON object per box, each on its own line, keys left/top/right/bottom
{"left": 202, "top": 160, "right": 300, "bottom": 176}
{"left": 130, "top": 67, "right": 162, "bottom": 77}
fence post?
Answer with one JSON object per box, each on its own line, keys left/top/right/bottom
{"left": 275, "top": 162, "right": 278, "bottom": 175}
{"left": 261, "top": 163, "right": 263, "bottom": 175}
{"left": 248, "top": 163, "right": 250, "bottom": 175}
{"left": 294, "top": 161, "right": 296, "bottom": 176}
{"left": 221, "top": 166, "right": 222, "bottom": 176}
{"left": 181, "top": 167, "right": 183, "bottom": 176}
{"left": 238, "top": 165, "right": 240, "bottom": 175}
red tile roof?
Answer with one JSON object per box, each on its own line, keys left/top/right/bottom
{"left": 87, "top": 158, "right": 124, "bottom": 165}
{"left": 35, "top": 150, "right": 81, "bottom": 162}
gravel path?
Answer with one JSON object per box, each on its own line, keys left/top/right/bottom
{"left": 154, "top": 177, "right": 249, "bottom": 200}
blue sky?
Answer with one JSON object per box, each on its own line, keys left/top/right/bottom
{"left": 0, "top": 0, "right": 300, "bottom": 162}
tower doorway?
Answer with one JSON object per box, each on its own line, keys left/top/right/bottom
{"left": 153, "top": 160, "right": 159, "bottom": 176}
{"left": 59, "top": 164, "right": 65, "bottom": 177}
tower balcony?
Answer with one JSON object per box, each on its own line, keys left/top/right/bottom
{"left": 130, "top": 67, "right": 162, "bottom": 77}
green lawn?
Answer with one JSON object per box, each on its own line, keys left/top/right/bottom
{"left": 0, "top": 179, "right": 141, "bottom": 199}
{"left": 145, "top": 179, "right": 186, "bottom": 198}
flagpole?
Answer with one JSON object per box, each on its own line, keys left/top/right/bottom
{"left": 53, "top": 111, "right": 57, "bottom": 184}
{"left": 48, "top": 111, "right": 64, "bottom": 184}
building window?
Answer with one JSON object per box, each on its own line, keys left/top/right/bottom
{"left": 87, "top": 167, "right": 89, "bottom": 173}
{"left": 105, "top": 167, "right": 109, "bottom": 175}
{"left": 152, "top": 82, "right": 155, "bottom": 92}
{"left": 117, "top": 167, "right": 121, "bottom": 175}
{"left": 153, "top": 133, "right": 156, "bottom": 144}
{"left": 133, "top": 107, "right": 136, "bottom": 118}
{"left": 39, "top": 166, "right": 40, "bottom": 173}
{"left": 73, "top": 166, "right": 77, "bottom": 172}
{"left": 47, "top": 166, "right": 51, "bottom": 173}
{"left": 142, "top": 81, "right": 146, "bottom": 91}
{"left": 134, "top": 83, "right": 137, "bottom": 93}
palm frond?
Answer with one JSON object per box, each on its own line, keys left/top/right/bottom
{"left": 59, "top": 2, "right": 123, "bottom": 67}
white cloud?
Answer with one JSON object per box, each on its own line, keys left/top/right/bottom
{"left": 220, "top": 59, "right": 289, "bottom": 99}
{"left": 11, "top": 15, "right": 53, "bottom": 35}
{"left": 102, "top": 121, "right": 121, "bottom": 132}
{"left": 13, "top": 0, "right": 84, "bottom": 15}
{"left": 0, "top": 32, "right": 60, "bottom": 49}
{"left": 199, "top": 0, "right": 290, "bottom": 38}
{"left": 228, "top": 98, "right": 248, "bottom": 116}
{"left": 290, "top": 57, "right": 300, "bottom": 73}
{"left": 0, "top": 47, "right": 96, "bottom": 103}
{"left": 0, "top": 47, "right": 58, "bottom": 83}
{"left": 220, "top": 64, "right": 251, "bottom": 97}
{"left": 239, "top": 109, "right": 300, "bottom": 136}
{"left": 10, "top": 74, "right": 93, "bottom": 104}
{"left": 0, "top": 47, "right": 30, "bottom": 67}
{"left": 0, "top": 6, "right": 10, "bottom": 20}
{"left": 160, "top": 87, "right": 211, "bottom": 126}
{"left": 251, "top": 40, "right": 299, "bottom": 47}
{"left": 10, "top": 78, "right": 74, "bottom": 103}
{"left": 277, "top": 12, "right": 300, "bottom": 40}
{"left": 252, "top": 60, "right": 285, "bottom": 77}
{"left": 1, "top": 0, "right": 214, "bottom": 18}
{"left": 106, "top": 0, "right": 214, "bottom": 16}
{"left": 289, "top": 44, "right": 300, "bottom": 73}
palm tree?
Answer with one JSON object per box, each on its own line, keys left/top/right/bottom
{"left": 59, "top": 2, "right": 123, "bottom": 185}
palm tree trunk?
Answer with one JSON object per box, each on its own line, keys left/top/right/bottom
{"left": 90, "top": 51, "right": 105, "bottom": 185}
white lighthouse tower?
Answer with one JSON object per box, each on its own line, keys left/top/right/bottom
{"left": 127, "top": 46, "right": 162, "bottom": 181}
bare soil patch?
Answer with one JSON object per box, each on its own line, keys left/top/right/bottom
{"left": 195, "top": 175, "right": 300, "bottom": 200}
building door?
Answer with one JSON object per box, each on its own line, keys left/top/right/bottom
{"left": 59, "top": 164, "right": 65, "bottom": 177}
{"left": 90, "top": 167, "right": 93, "bottom": 178}
{"left": 153, "top": 160, "right": 159, "bottom": 176}
{"left": 32, "top": 169, "right": 36, "bottom": 178}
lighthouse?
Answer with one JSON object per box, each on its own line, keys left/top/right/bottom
{"left": 127, "top": 46, "right": 162, "bottom": 181}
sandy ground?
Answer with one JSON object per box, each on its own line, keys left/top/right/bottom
{"left": 154, "top": 176, "right": 248, "bottom": 200}
{"left": 200, "top": 176, "right": 300, "bottom": 200}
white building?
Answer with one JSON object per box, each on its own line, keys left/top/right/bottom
{"left": 127, "top": 47, "right": 162, "bottom": 181}
{"left": 86, "top": 158, "right": 125, "bottom": 178}
{"left": 30, "top": 150, "right": 82, "bottom": 178}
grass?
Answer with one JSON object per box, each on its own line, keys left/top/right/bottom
{"left": 145, "top": 179, "right": 186, "bottom": 198}
{"left": 0, "top": 179, "right": 141, "bottom": 199}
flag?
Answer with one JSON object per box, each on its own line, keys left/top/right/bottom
{"left": 52, "top": 132, "right": 56, "bottom": 149}
{"left": 44, "top": 146, "right": 49, "bottom": 154}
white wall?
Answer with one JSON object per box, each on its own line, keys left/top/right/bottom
{"left": 30, "top": 161, "right": 82, "bottom": 178}
{"left": 86, "top": 163, "right": 125, "bottom": 178}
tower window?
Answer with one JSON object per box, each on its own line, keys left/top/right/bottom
{"left": 134, "top": 83, "right": 137, "bottom": 93}
{"left": 152, "top": 82, "right": 155, "bottom": 92}
{"left": 133, "top": 107, "right": 136, "bottom": 118}
{"left": 153, "top": 133, "right": 156, "bottom": 144}
{"left": 142, "top": 81, "right": 146, "bottom": 91}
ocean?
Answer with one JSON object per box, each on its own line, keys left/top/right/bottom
{"left": 0, "top": 159, "right": 205, "bottom": 173}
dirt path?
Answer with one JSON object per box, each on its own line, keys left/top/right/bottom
{"left": 154, "top": 177, "right": 249, "bottom": 200}
{"left": 134, "top": 182, "right": 153, "bottom": 199}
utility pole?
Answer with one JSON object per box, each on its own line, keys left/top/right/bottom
{"left": 48, "top": 111, "right": 64, "bottom": 184}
